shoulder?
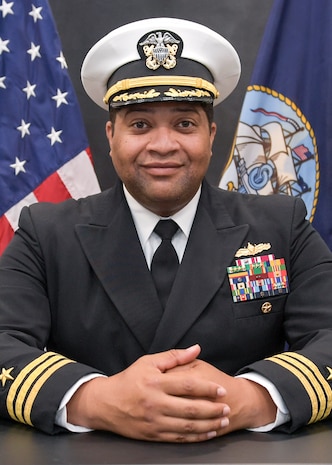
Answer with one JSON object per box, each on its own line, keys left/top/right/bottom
{"left": 19, "top": 187, "right": 120, "bottom": 229}
{"left": 13, "top": 188, "right": 123, "bottom": 256}
{"left": 205, "top": 182, "right": 307, "bottom": 219}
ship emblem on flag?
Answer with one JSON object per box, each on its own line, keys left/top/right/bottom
{"left": 220, "top": 87, "right": 318, "bottom": 222}
{"left": 219, "top": 0, "right": 332, "bottom": 249}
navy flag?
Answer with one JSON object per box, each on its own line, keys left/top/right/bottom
{"left": 219, "top": 0, "right": 332, "bottom": 249}
{"left": 0, "top": 0, "right": 100, "bottom": 254}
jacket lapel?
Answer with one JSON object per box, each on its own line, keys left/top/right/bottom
{"left": 149, "top": 184, "right": 249, "bottom": 352}
{"left": 75, "top": 181, "right": 250, "bottom": 353}
{"left": 75, "top": 183, "right": 162, "bottom": 352}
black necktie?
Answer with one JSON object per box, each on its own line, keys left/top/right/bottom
{"left": 151, "top": 219, "right": 179, "bottom": 309}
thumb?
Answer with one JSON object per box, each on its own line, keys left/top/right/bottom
{"left": 153, "top": 344, "right": 201, "bottom": 373}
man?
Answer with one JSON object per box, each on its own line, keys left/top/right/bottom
{"left": 0, "top": 17, "right": 331, "bottom": 442}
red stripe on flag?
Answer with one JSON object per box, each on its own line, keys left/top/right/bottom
{"left": 34, "top": 171, "right": 72, "bottom": 203}
{"left": 0, "top": 215, "right": 14, "bottom": 255}
{"left": 85, "top": 147, "right": 93, "bottom": 163}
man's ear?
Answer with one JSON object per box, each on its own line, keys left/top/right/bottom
{"left": 105, "top": 121, "right": 113, "bottom": 150}
{"left": 210, "top": 122, "right": 217, "bottom": 149}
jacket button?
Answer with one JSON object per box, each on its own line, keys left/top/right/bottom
{"left": 261, "top": 302, "right": 272, "bottom": 313}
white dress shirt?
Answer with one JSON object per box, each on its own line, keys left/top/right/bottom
{"left": 56, "top": 184, "right": 290, "bottom": 432}
{"left": 124, "top": 184, "right": 200, "bottom": 267}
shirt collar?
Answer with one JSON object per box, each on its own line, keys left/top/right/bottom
{"left": 123, "top": 184, "right": 201, "bottom": 245}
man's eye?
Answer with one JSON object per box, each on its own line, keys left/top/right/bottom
{"left": 179, "top": 120, "right": 193, "bottom": 128}
{"left": 134, "top": 121, "right": 147, "bottom": 129}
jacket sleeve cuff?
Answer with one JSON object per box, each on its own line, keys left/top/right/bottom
{"left": 236, "top": 372, "right": 290, "bottom": 431}
{"left": 55, "top": 373, "right": 106, "bottom": 432}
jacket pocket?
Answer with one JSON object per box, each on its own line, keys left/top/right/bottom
{"left": 232, "top": 294, "right": 287, "bottom": 320}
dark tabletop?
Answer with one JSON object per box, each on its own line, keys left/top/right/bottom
{"left": 1, "top": 419, "right": 331, "bottom": 465}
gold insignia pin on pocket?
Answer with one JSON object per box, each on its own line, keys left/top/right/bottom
{"left": 235, "top": 242, "right": 271, "bottom": 258}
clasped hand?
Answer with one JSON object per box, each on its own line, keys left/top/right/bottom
{"left": 67, "top": 344, "right": 276, "bottom": 442}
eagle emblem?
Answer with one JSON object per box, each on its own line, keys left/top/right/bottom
{"left": 235, "top": 242, "right": 271, "bottom": 258}
{"left": 139, "top": 31, "right": 180, "bottom": 70}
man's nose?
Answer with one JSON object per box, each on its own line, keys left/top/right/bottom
{"left": 147, "top": 127, "right": 179, "bottom": 154}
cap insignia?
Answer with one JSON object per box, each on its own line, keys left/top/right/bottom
{"left": 139, "top": 31, "right": 181, "bottom": 70}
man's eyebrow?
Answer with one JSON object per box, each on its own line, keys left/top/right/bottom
{"left": 171, "top": 107, "right": 200, "bottom": 114}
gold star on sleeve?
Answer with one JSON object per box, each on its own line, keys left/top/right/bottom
{"left": 327, "top": 367, "right": 332, "bottom": 381}
{"left": 0, "top": 367, "right": 14, "bottom": 387}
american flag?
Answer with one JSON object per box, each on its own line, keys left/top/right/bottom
{"left": 0, "top": 0, "right": 100, "bottom": 254}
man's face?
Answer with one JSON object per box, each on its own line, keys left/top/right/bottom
{"left": 106, "top": 101, "right": 216, "bottom": 216}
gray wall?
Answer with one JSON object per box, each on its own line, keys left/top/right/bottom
{"left": 49, "top": 0, "right": 274, "bottom": 190}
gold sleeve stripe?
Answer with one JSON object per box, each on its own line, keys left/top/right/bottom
{"left": 23, "top": 359, "right": 72, "bottom": 426}
{"left": 7, "top": 351, "right": 58, "bottom": 417}
{"left": 7, "top": 352, "right": 75, "bottom": 426}
{"left": 283, "top": 352, "right": 332, "bottom": 422}
{"left": 266, "top": 352, "right": 332, "bottom": 423}
{"left": 7, "top": 353, "right": 71, "bottom": 424}
{"left": 267, "top": 355, "right": 319, "bottom": 423}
